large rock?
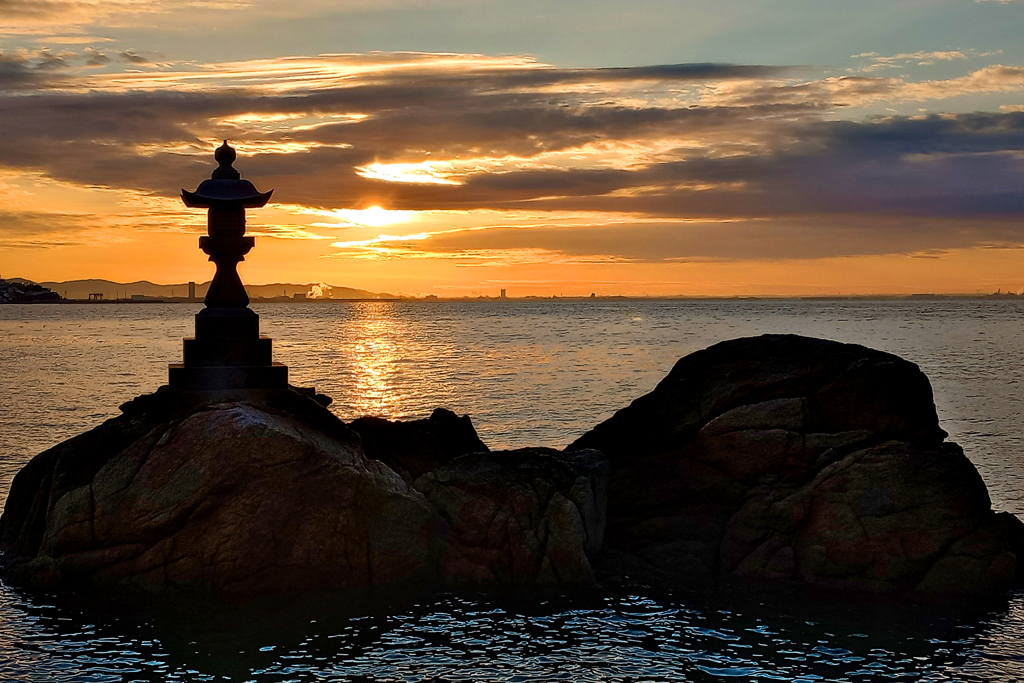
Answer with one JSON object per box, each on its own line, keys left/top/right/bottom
{"left": 569, "top": 334, "right": 1024, "bottom": 598}
{"left": 0, "top": 389, "right": 439, "bottom": 599}
{"left": 0, "top": 389, "right": 606, "bottom": 599}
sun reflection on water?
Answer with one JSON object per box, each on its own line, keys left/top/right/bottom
{"left": 346, "top": 302, "right": 402, "bottom": 417}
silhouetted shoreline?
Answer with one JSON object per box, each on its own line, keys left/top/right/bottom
{"left": 10, "top": 293, "right": 1024, "bottom": 304}
{"left": 3, "top": 276, "right": 1024, "bottom": 303}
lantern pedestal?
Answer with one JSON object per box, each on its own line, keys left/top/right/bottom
{"left": 168, "top": 141, "right": 287, "bottom": 392}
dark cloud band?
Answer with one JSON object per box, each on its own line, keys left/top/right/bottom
{"left": 1, "top": 52, "right": 1023, "bottom": 262}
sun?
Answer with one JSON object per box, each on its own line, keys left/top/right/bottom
{"left": 357, "top": 206, "right": 405, "bottom": 227}
{"left": 311, "top": 206, "right": 415, "bottom": 228}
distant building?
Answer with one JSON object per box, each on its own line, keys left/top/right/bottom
{"left": 500, "top": 288, "right": 507, "bottom": 298}
{"left": 188, "top": 281, "right": 196, "bottom": 300}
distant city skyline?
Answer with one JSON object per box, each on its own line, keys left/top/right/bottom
{"left": 1, "top": 1, "right": 1024, "bottom": 296}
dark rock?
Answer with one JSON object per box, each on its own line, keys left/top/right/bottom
{"left": 1, "top": 388, "right": 439, "bottom": 599}
{"left": 570, "top": 334, "right": 1021, "bottom": 598}
{"left": 349, "top": 408, "right": 489, "bottom": 481}
{"left": 7, "top": 332, "right": 1017, "bottom": 601}
{"left": 1, "top": 389, "right": 603, "bottom": 599}
{"left": 415, "top": 448, "right": 607, "bottom": 588}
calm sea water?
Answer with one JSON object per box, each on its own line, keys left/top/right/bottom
{"left": 1, "top": 299, "right": 1023, "bottom": 681}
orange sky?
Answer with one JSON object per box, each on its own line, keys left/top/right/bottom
{"left": 2, "top": 4, "right": 1024, "bottom": 296}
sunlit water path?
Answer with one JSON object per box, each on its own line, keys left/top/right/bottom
{"left": 1, "top": 299, "right": 1022, "bottom": 681}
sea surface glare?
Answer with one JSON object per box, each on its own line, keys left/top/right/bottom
{"left": 0, "top": 299, "right": 1022, "bottom": 681}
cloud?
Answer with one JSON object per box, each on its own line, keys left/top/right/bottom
{"left": 0, "top": 49, "right": 77, "bottom": 90}
{"left": 853, "top": 50, "right": 974, "bottom": 72}
{"left": 2, "top": 51, "right": 1024, "bottom": 263}
{"left": 0, "top": 46, "right": 170, "bottom": 90}
{"left": 118, "top": 50, "right": 152, "bottom": 66}
{"left": 337, "top": 216, "right": 1024, "bottom": 263}
{"left": 0, "top": 0, "right": 252, "bottom": 34}
{"left": 31, "top": 35, "right": 117, "bottom": 45}
{"left": 0, "top": 208, "right": 106, "bottom": 247}
{"left": 74, "top": 53, "right": 791, "bottom": 95}
{"left": 903, "top": 65, "right": 1024, "bottom": 100}
{"left": 83, "top": 48, "right": 110, "bottom": 67}
{"left": 701, "top": 64, "right": 1024, "bottom": 109}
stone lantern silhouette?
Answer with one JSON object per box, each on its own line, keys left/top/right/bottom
{"left": 169, "top": 141, "right": 288, "bottom": 390}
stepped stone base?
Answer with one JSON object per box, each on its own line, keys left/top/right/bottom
{"left": 169, "top": 306, "right": 288, "bottom": 391}
{"left": 168, "top": 362, "right": 288, "bottom": 391}
{"left": 182, "top": 336, "right": 273, "bottom": 366}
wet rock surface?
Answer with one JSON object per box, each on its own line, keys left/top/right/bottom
{"left": 570, "top": 334, "right": 1024, "bottom": 598}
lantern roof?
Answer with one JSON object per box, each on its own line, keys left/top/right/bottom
{"left": 181, "top": 141, "right": 273, "bottom": 209}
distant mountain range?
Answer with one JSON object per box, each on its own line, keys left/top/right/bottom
{"left": 34, "top": 279, "right": 393, "bottom": 301}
